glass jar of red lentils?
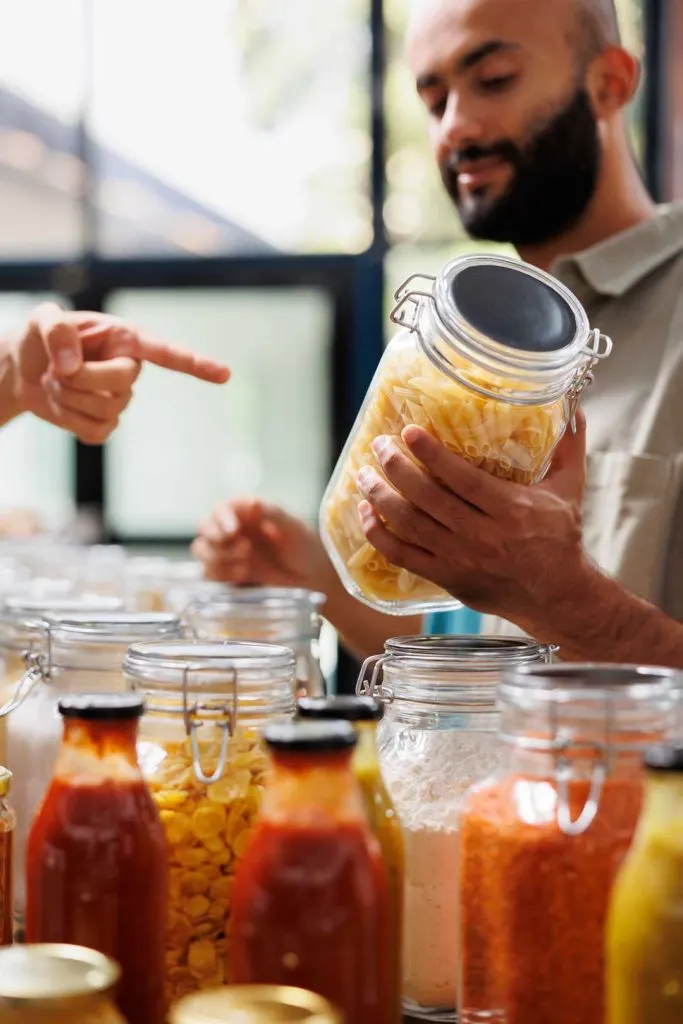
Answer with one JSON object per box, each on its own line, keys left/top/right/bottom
{"left": 458, "top": 663, "right": 682, "bottom": 1024}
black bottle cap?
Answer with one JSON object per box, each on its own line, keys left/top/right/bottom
{"left": 264, "top": 720, "right": 357, "bottom": 754}
{"left": 58, "top": 693, "right": 145, "bottom": 720}
{"left": 644, "top": 744, "right": 683, "bottom": 773}
{"left": 297, "top": 695, "right": 384, "bottom": 723}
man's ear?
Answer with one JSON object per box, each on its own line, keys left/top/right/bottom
{"left": 586, "top": 46, "right": 640, "bottom": 118}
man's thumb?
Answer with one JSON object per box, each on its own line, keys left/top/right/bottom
{"left": 33, "top": 304, "right": 83, "bottom": 378}
{"left": 541, "top": 408, "right": 587, "bottom": 499}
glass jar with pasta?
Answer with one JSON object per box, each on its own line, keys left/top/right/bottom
{"left": 320, "top": 253, "right": 612, "bottom": 613}
{"left": 123, "top": 639, "right": 297, "bottom": 1006}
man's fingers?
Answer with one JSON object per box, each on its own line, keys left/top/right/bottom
{"left": 371, "top": 436, "right": 482, "bottom": 532}
{"left": 541, "top": 409, "right": 587, "bottom": 502}
{"left": 31, "top": 303, "right": 83, "bottom": 378}
{"left": 190, "top": 538, "right": 251, "bottom": 582}
{"left": 358, "top": 500, "right": 442, "bottom": 581}
{"left": 45, "top": 381, "right": 132, "bottom": 423}
{"left": 44, "top": 357, "right": 142, "bottom": 394}
{"left": 401, "top": 425, "right": 516, "bottom": 515}
{"left": 42, "top": 403, "right": 117, "bottom": 445}
{"left": 135, "top": 331, "right": 230, "bottom": 383}
{"left": 356, "top": 466, "right": 451, "bottom": 553}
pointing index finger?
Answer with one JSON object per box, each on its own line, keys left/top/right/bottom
{"left": 136, "top": 332, "right": 230, "bottom": 384}
{"left": 401, "top": 424, "right": 518, "bottom": 515}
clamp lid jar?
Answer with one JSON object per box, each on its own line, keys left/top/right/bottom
{"left": 320, "top": 252, "right": 611, "bottom": 615}
{"left": 124, "top": 639, "right": 297, "bottom": 1004}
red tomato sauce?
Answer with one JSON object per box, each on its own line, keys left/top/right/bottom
{"left": 26, "top": 775, "right": 167, "bottom": 1024}
{"left": 231, "top": 820, "right": 391, "bottom": 1024}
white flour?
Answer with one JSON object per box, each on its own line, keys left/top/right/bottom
{"left": 380, "top": 727, "right": 504, "bottom": 1012}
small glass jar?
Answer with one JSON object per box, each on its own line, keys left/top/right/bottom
{"left": 0, "top": 609, "right": 181, "bottom": 941}
{"left": 358, "top": 634, "right": 555, "bottom": 1022}
{"left": 0, "top": 766, "right": 16, "bottom": 946}
{"left": 126, "top": 557, "right": 205, "bottom": 613}
{"left": 171, "top": 986, "right": 342, "bottom": 1024}
{"left": 123, "top": 639, "right": 297, "bottom": 1004}
{"left": 0, "top": 944, "right": 126, "bottom": 1024}
{"left": 0, "top": 594, "right": 124, "bottom": 770}
{"left": 186, "top": 588, "right": 327, "bottom": 697}
{"left": 320, "top": 254, "right": 612, "bottom": 614}
{"left": 458, "top": 663, "right": 681, "bottom": 1024}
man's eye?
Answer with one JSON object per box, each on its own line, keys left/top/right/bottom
{"left": 428, "top": 97, "right": 447, "bottom": 117}
{"left": 478, "top": 74, "right": 517, "bottom": 94}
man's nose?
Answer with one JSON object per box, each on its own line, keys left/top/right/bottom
{"left": 436, "top": 92, "right": 486, "bottom": 157}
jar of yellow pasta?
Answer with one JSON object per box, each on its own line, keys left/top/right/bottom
{"left": 320, "top": 253, "right": 612, "bottom": 614}
{"left": 123, "top": 639, "right": 297, "bottom": 1005}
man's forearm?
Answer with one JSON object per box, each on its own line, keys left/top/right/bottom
{"left": 316, "top": 556, "right": 422, "bottom": 662}
{"left": 514, "top": 558, "right": 683, "bottom": 668}
{"left": 0, "top": 334, "right": 23, "bottom": 427}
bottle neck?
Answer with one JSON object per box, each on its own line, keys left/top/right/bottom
{"left": 637, "top": 772, "right": 683, "bottom": 841}
{"left": 55, "top": 718, "right": 142, "bottom": 781}
{"left": 262, "top": 749, "right": 365, "bottom": 826}
{"left": 353, "top": 721, "right": 380, "bottom": 776}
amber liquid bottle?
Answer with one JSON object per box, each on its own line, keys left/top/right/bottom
{"left": 25, "top": 693, "right": 168, "bottom": 1024}
{"left": 231, "top": 719, "right": 393, "bottom": 1024}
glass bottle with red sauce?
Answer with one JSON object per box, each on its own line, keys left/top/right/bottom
{"left": 25, "top": 693, "right": 168, "bottom": 1024}
{"left": 231, "top": 720, "right": 393, "bottom": 1024}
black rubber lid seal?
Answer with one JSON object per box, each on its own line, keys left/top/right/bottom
{"left": 297, "top": 696, "right": 383, "bottom": 722}
{"left": 58, "top": 693, "right": 145, "bottom": 720}
{"left": 645, "top": 744, "right": 683, "bottom": 773}
{"left": 451, "top": 263, "right": 577, "bottom": 353}
{"left": 264, "top": 720, "right": 357, "bottom": 753}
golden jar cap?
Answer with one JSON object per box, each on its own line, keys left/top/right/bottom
{"left": 0, "top": 944, "right": 120, "bottom": 1007}
{"left": 170, "top": 985, "right": 341, "bottom": 1023}
{"left": 0, "top": 766, "right": 11, "bottom": 798}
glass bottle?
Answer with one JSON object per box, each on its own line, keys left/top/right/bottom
{"left": 297, "top": 695, "right": 403, "bottom": 1024}
{"left": 607, "top": 743, "right": 683, "bottom": 1023}
{"left": 458, "top": 663, "right": 681, "bottom": 1024}
{"left": 0, "top": 944, "right": 126, "bottom": 1024}
{"left": 25, "top": 693, "right": 168, "bottom": 1024}
{"left": 320, "top": 253, "right": 611, "bottom": 614}
{"left": 0, "top": 766, "right": 16, "bottom": 946}
{"left": 231, "top": 720, "right": 394, "bottom": 1024}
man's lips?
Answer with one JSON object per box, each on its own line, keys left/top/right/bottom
{"left": 455, "top": 154, "right": 509, "bottom": 189}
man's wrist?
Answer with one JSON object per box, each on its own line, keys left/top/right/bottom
{"left": 512, "top": 554, "right": 619, "bottom": 658}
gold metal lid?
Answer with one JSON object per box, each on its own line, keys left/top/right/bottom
{"left": 0, "top": 766, "right": 11, "bottom": 798}
{"left": 170, "top": 986, "right": 341, "bottom": 1023}
{"left": 0, "top": 944, "right": 120, "bottom": 1007}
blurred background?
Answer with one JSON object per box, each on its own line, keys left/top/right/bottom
{"left": 0, "top": 0, "right": 656, "bottom": 547}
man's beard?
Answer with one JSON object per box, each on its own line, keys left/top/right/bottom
{"left": 440, "top": 88, "right": 601, "bottom": 247}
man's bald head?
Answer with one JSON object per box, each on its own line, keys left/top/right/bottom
{"left": 575, "top": 0, "right": 622, "bottom": 61}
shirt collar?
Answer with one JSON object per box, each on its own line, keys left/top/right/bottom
{"left": 551, "top": 203, "right": 683, "bottom": 299}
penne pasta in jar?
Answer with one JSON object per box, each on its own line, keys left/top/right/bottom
{"left": 320, "top": 254, "right": 612, "bottom": 614}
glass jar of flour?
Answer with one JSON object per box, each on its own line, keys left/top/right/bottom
{"left": 358, "top": 635, "right": 555, "bottom": 1021}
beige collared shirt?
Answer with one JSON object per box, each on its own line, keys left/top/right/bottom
{"left": 483, "top": 203, "right": 683, "bottom": 636}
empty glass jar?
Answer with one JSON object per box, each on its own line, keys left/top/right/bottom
{"left": 0, "top": 609, "right": 182, "bottom": 939}
{"left": 185, "top": 587, "right": 326, "bottom": 697}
